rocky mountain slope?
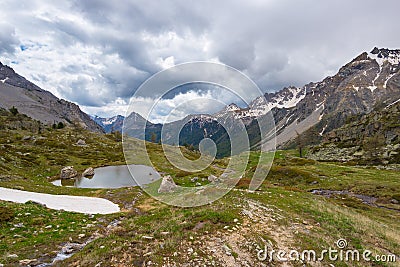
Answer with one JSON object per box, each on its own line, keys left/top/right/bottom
{"left": 244, "top": 47, "right": 400, "bottom": 150}
{"left": 308, "top": 98, "right": 400, "bottom": 164}
{"left": 0, "top": 62, "right": 104, "bottom": 133}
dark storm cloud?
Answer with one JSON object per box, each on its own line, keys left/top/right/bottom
{"left": 0, "top": 0, "right": 399, "bottom": 116}
{"left": 0, "top": 23, "right": 18, "bottom": 55}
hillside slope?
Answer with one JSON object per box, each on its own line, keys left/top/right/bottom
{"left": 308, "top": 98, "right": 400, "bottom": 164}
{"left": 0, "top": 62, "right": 103, "bottom": 133}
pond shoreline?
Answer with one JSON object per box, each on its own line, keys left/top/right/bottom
{"left": 52, "top": 164, "right": 160, "bottom": 189}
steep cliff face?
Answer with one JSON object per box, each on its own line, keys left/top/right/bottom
{"left": 0, "top": 62, "right": 104, "bottom": 133}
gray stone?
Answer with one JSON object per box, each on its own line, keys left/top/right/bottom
{"left": 60, "top": 166, "right": 78, "bottom": 179}
{"left": 22, "top": 135, "right": 31, "bottom": 141}
{"left": 208, "top": 175, "right": 218, "bottom": 182}
{"left": 223, "top": 245, "right": 232, "bottom": 256}
{"left": 7, "top": 254, "right": 18, "bottom": 258}
{"left": 76, "top": 139, "right": 86, "bottom": 146}
{"left": 158, "top": 175, "right": 177, "bottom": 193}
{"left": 82, "top": 167, "right": 95, "bottom": 177}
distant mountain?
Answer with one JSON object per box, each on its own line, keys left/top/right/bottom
{"left": 92, "top": 115, "right": 125, "bottom": 133}
{"left": 0, "top": 62, "right": 104, "bottom": 133}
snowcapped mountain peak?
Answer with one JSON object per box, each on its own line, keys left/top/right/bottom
{"left": 92, "top": 114, "right": 125, "bottom": 133}
{"left": 368, "top": 47, "right": 400, "bottom": 67}
{"left": 247, "top": 86, "right": 306, "bottom": 117}
{"left": 225, "top": 103, "right": 240, "bottom": 112}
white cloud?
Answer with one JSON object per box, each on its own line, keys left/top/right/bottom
{"left": 128, "top": 88, "right": 246, "bottom": 124}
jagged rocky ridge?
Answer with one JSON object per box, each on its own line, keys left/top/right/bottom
{"left": 0, "top": 62, "right": 103, "bottom": 133}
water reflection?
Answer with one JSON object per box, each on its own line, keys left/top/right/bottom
{"left": 52, "top": 164, "right": 160, "bottom": 189}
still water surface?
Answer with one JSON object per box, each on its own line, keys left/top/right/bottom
{"left": 52, "top": 164, "right": 160, "bottom": 188}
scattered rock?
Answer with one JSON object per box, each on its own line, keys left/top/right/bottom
{"left": 142, "top": 235, "right": 154, "bottom": 240}
{"left": 61, "top": 243, "right": 84, "bottom": 254}
{"left": 22, "top": 135, "right": 32, "bottom": 141}
{"left": 82, "top": 167, "right": 95, "bottom": 177}
{"left": 7, "top": 254, "right": 18, "bottom": 259}
{"left": 158, "top": 175, "right": 177, "bottom": 193}
{"left": 390, "top": 199, "right": 399, "bottom": 204}
{"left": 60, "top": 166, "right": 78, "bottom": 179}
{"left": 208, "top": 175, "right": 218, "bottom": 182}
{"left": 222, "top": 245, "right": 232, "bottom": 256}
{"left": 19, "top": 259, "right": 37, "bottom": 266}
{"left": 191, "top": 177, "right": 199, "bottom": 182}
{"left": 76, "top": 139, "right": 86, "bottom": 146}
{"left": 195, "top": 182, "right": 202, "bottom": 186}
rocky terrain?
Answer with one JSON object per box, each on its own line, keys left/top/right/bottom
{"left": 0, "top": 62, "right": 103, "bottom": 133}
{"left": 308, "top": 98, "right": 400, "bottom": 164}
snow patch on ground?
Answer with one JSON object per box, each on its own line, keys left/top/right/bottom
{"left": 319, "top": 124, "right": 328, "bottom": 136}
{"left": 0, "top": 187, "right": 120, "bottom": 214}
{"left": 383, "top": 73, "right": 395, "bottom": 88}
{"left": 385, "top": 98, "right": 400, "bottom": 109}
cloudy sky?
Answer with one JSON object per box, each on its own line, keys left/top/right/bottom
{"left": 0, "top": 0, "right": 399, "bottom": 121}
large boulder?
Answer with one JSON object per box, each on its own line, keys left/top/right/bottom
{"left": 82, "top": 167, "right": 95, "bottom": 177}
{"left": 158, "top": 175, "right": 177, "bottom": 193}
{"left": 60, "top": 166, "right": 78, "bottom": 179}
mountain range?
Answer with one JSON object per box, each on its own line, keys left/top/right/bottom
{"left": 1, "top": 47, "right": 399, "bottom": 160}
{"left": 120, "top": 47, "right": 400, "bottom": 158}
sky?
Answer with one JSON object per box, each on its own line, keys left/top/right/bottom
{"left": 0, "top": 0, "right": 399, "bottom": 121}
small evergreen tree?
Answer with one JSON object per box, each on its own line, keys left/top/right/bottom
{"left": 9, "top": 106, "right": 18, "bottom": 116}
{"left": 295, "top": 130, "right": 304, "bottom": 158}
{"left": 57, "top": 122, "right": 65, "bottom": 129}
{"left": 150, "top": 132, "right": 157, "bottom": 143}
